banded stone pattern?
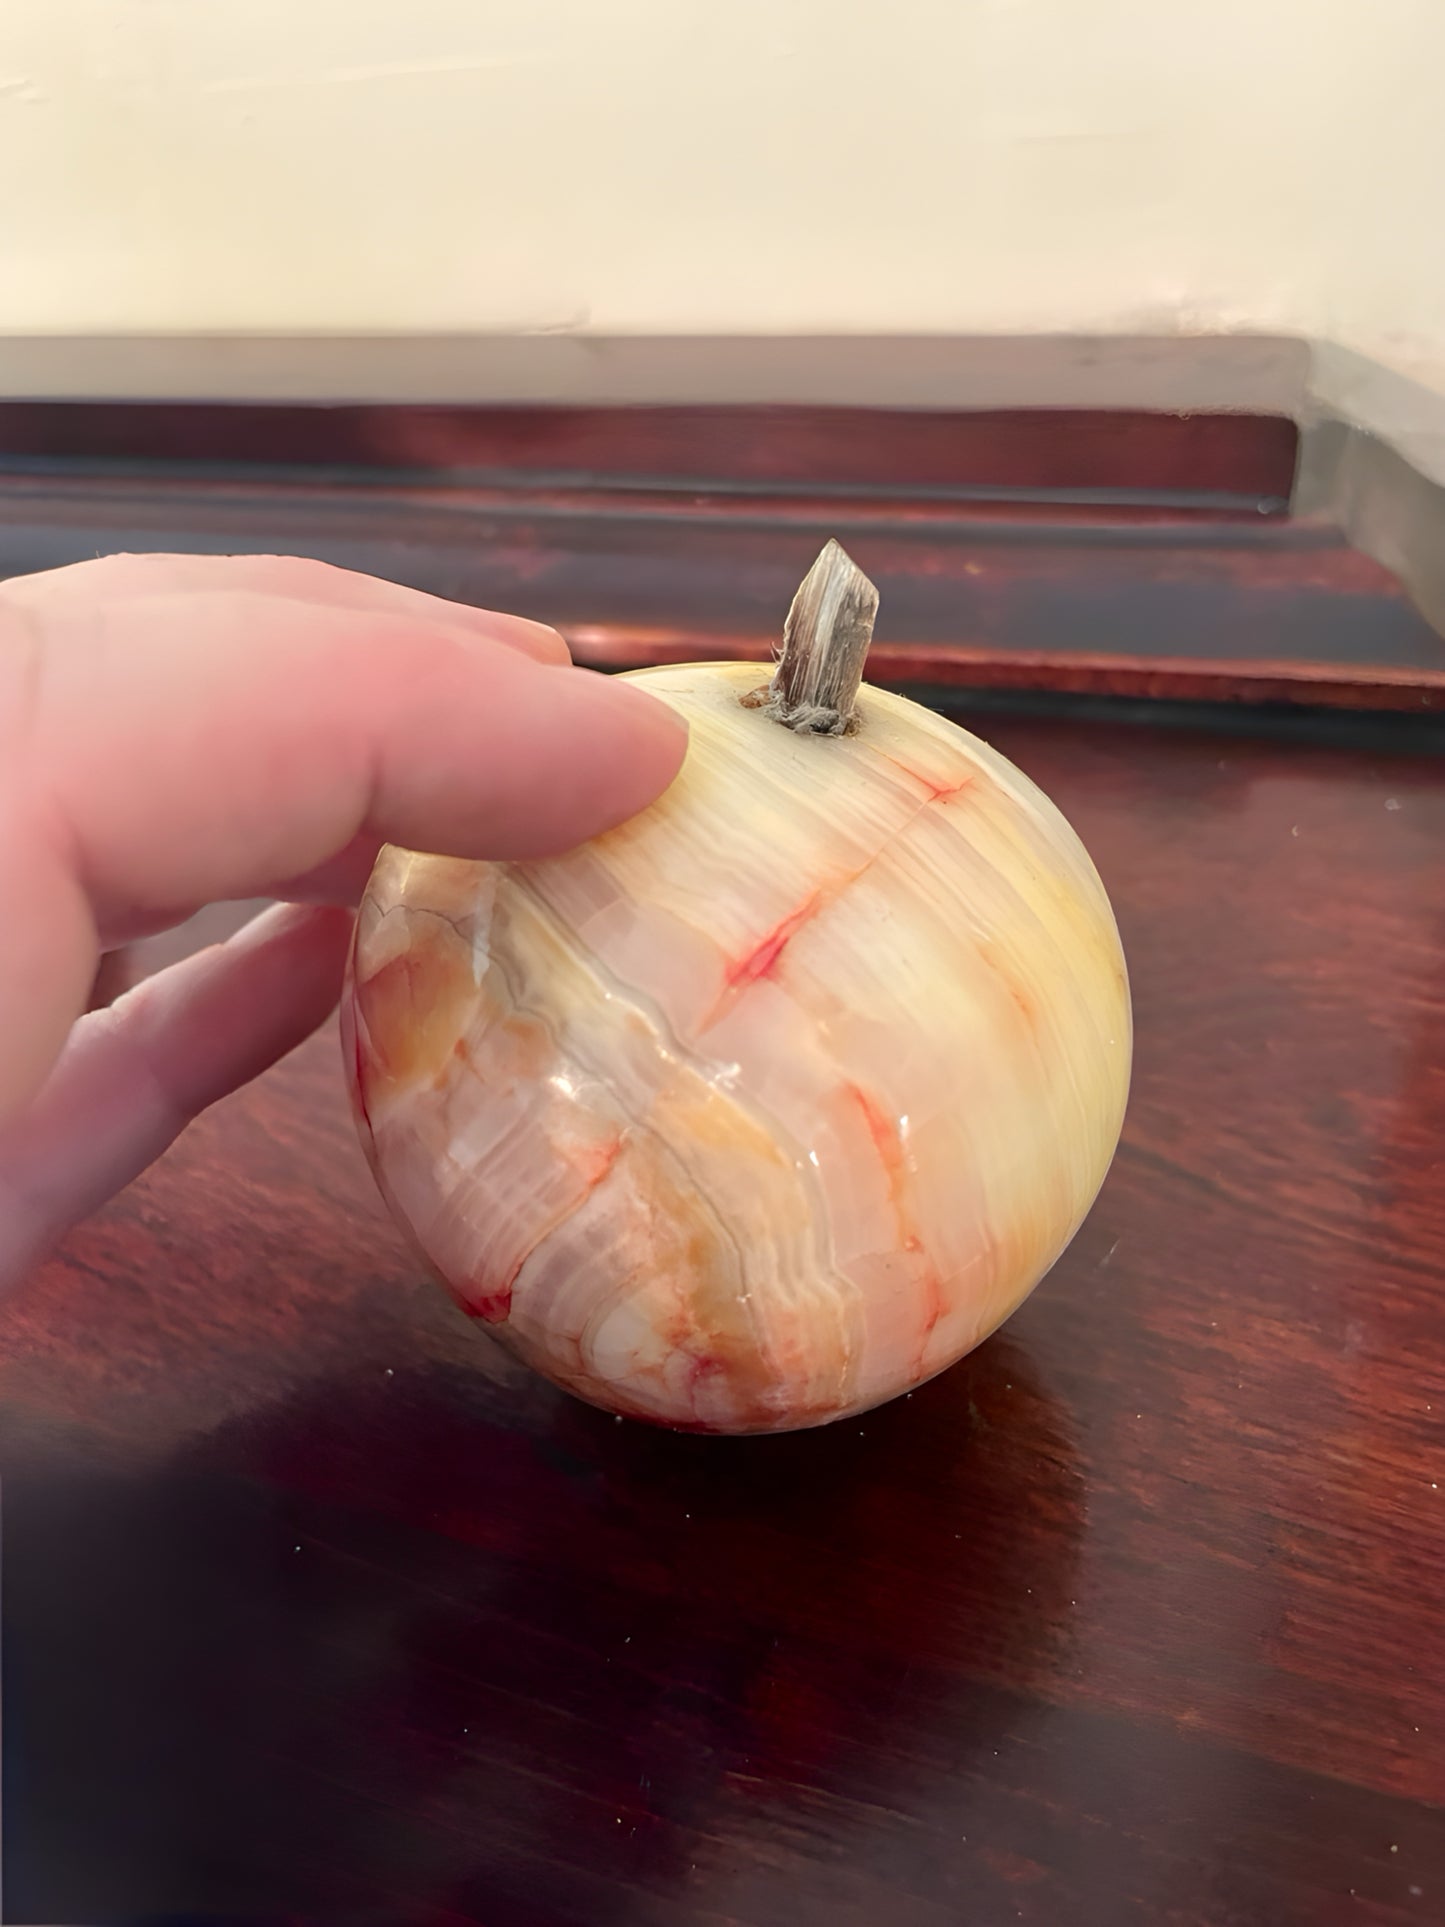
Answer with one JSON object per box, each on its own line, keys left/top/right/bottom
{"left": 342, "top": 664, "right": 1132, "bottom": 1433}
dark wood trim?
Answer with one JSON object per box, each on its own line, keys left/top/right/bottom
{"left": 2, "top": 460, "right": 1438, "bottom": 712}
{"left": 5, "top": 402, "right": 1443, "bottom": 713}
{"left": 0, "top": 400, "right": 1299, "bottom": 511}
{"left": 576, "top": 631, "right": 1445, "bottom": 712}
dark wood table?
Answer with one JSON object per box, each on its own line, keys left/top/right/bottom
{"left": 2, "top": 404, "right": 1443, "bottom": 1924}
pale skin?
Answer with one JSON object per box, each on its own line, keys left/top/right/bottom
{"left": 0, "top": 553, "right": 689, "bottom": 1288}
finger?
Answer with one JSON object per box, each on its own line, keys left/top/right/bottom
{"left": 95, "top": 829, "right": 402, "bottom": 946}
{"left": 27, "top": 589, "right": 687, "bottom": 934}
{"left": 2, "top": 552, "right": 571, "bottom": 665}
{"left": 1, "top": 580, "right": 685, "bottom": 1126}
{"left": 67, "top": 837, "right": 384, "bottom": 949}
{"left": 268, "top": 830, "right": 387, "bottom": 906}
{"left": 0, "top": 800, "right": 99, "bottom": 1127}
{"left": 0, "top": 902, "right": 353, "bottom": 1291}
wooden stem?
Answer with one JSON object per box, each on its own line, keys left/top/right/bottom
{"left": 748, "top": 539, "right": 879, "bottom": 735}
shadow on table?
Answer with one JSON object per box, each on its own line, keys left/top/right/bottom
{"left": 4, "top": 1327, "right": 1085, "bottom": 1924}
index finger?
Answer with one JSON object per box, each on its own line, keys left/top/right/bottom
{"left": 2, "top": 551, "right": 572, "bottom": 665}
{"left": 1, "top": 585, "right": 687, "bottom": 1123}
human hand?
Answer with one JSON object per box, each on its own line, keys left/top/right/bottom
{"left": 0, "top": 553, "right": 687, "bottom": 1286}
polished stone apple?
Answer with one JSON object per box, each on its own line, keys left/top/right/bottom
{"left": 341, "top": 562, "right": 1131, "bottom": 1434}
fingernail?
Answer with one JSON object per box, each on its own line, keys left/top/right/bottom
{"left": 581, "top": 669, "right": 690, "bottom": 751}
{"left": 474, "top": 612, "right": 572, "bottom": 665}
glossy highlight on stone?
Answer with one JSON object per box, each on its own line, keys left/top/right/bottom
{"left": 341, "top": 662, "right": 1132, "bottom": 1434}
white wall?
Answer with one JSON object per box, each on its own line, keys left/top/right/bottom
{"left": 1, "top": 0, "right": 1442, "bottom": 386}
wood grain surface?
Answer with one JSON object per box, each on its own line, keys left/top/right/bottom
{"left": 4, "top": 698, "right": 1443, "bottom": 1925}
